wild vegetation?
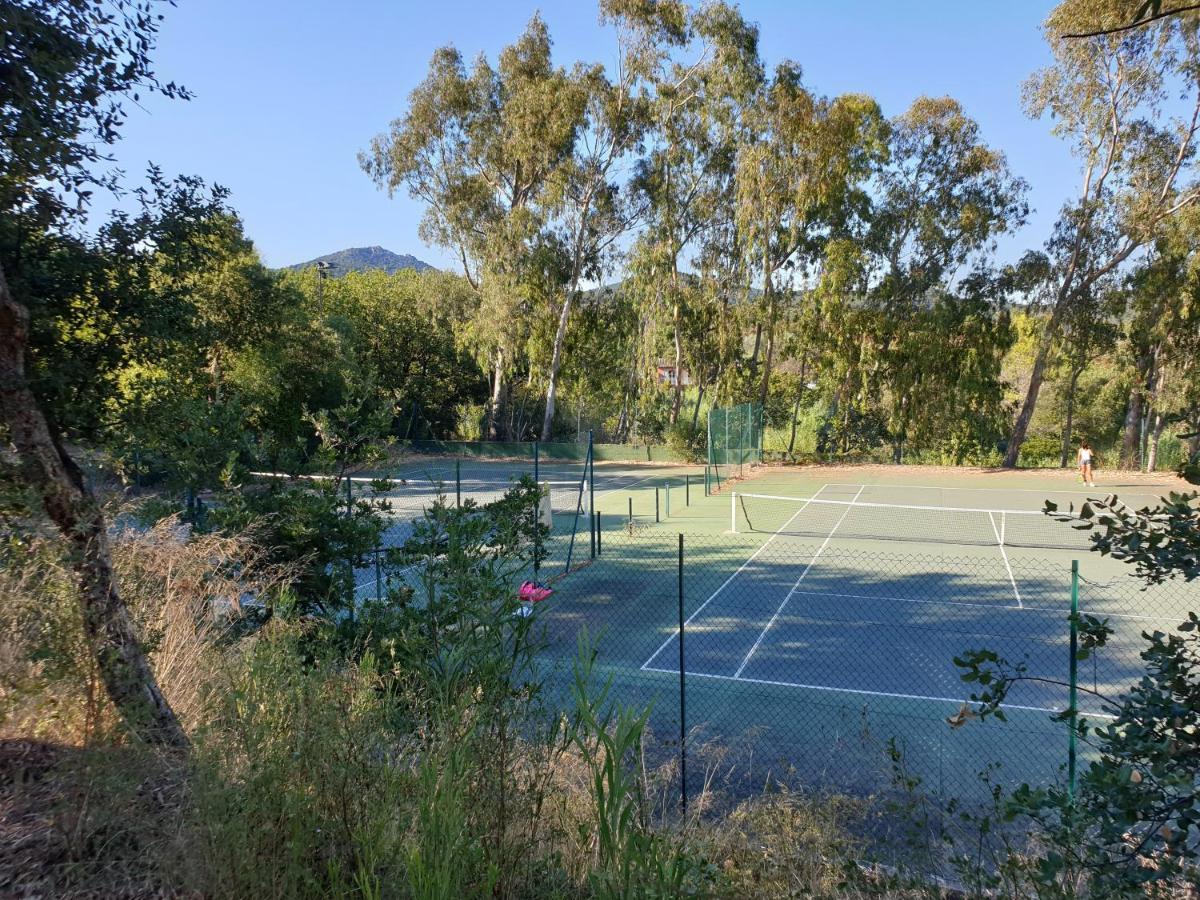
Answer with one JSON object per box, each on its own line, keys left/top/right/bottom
{"left": 2, "top": 0, "right": 1200, "bottom": 896}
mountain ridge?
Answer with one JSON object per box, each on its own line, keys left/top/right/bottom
{"left": 284, "top": 246, "right": 435, "bottom": 275}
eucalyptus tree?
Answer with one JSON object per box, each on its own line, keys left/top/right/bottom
{"left": 1054, "top": 289, "right": 1119, "bottom": 466}
{"left": 735, "top": 65, "right": 887, "bottom": 412}
{"left": 615, "top": 0, "right": 762, "bottom": 425}
{"left": 1002, "top": 0, "right": 1200, "bottom": 467}
{"left": 535, "top": 23, "right": 654, "bottom": 439}
{"left": 361, "top": 16, "right": 586, "bottom": 439}
{"left": 864, "top": 97, "right": 1028, "bottom": 461}
{"left": 1118, "top": 219, "right": 1200, "bottom": 469}
{"left": 0, "top": 0, "right": 190, "bottom": 746}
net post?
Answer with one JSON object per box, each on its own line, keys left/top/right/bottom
{"left": 533, "top": 440, "right": 539, "bottom": 487}
{"left": 655, "top": 487, "right": 660, "bottom": 523}
{"left": 595, "top": 512, "right": 602, "bottom": 556}
{"left": 685, "top": 473, "right": 690, "bottom": 505}
{"left": 678, "top": 532, "right": 686, "bottom": 816}
{"left": 665, "top": 482, "right": 670, "bottom": 518}
{"left": 628, "top": 497, "right": 633, "bottom": 530}
{"left": 590, "top": 508, "right": 596, "bottom": 559}
{"left": 1068, "top": 559, "right": 1079, "bottom": 802}
{"left": 731, "top": 491, "right": 737, "bottom": 533}
{"left": 455, "top": 458, "right": 461, "bottom": 508}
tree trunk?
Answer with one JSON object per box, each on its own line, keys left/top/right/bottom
{"left": 1146, "top": 366, "right": 1169, "bottom": 472}
{"left": 486, "top": 348, "right": 505, "bottom": 441}
{"left": 1147, "top": 409, "right": 1166, "bottom": 472}
{"left": 541, "top": 293, "right": 574, "bottom": 439}
{"left": 787, "top": 392, "right": 802, "bottom": 456}
{"left": 669, "top": 282, "right": 683, "bottom": 426}
{"left": 690, "top": 383, "right": 705, "bottom": 430}
{"left": 757, "top": 286, "right": 778, "bottom": 413}
{"left": 1002, "top": 319, "right": 1058, "bottom": 468}
{"left": 1120, "top": 384, "right": 1143, "bottom": 469}
{"left": 1059, "top": 365, "right": 1082, "bottom": 468}
{"left": 748, "top": 321, "right": 762, "bottom": 375}
{"left": 0, "top": 264, "right": 187, "bottom": 749}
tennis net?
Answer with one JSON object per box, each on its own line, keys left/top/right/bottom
{"left": 731, "top": 491, "right": 1094, "bottom": 551}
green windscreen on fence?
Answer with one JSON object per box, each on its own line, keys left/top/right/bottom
{"left": 707, "top": 402, "right": 762, "bottom": 489}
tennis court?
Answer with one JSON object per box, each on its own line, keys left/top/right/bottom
{"left": 536, "top": 467, "right": 1196, "bottom": 799}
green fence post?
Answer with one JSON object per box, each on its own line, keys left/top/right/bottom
{"left": 685, "top": 473, "right": 690, "bottom": 505}
{"left": 1069, "top": 559, "right": 1079, "bottom": 802}
{"left": 375, "top": 549, "right": 383, "bottom": 604}
{"left": 678, "top": 532, "right": 686, "bottom": 815}
{"left": 665, "top": 482, "right": 670, "bottom": 518}
{"left": 655, "top": 487, "right": 660, "bottom": 523}
{"left": 533, "top": 441, "right": 541, "bottom": 578}
{"left": 595, "top": 512, "right": 601, "bottom": 556}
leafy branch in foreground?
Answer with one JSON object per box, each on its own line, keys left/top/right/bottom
{"left": 1044, "top": 489, "right": 1200, "bottom": 584}
{"left": 949, "top": 611, "right": 1200, "bottom": 893}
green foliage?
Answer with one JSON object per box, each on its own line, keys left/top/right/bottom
{"left": 573, "top": 636, "right": 710, "bottom": 898}
{"left": 1019, "top": 433, "right": 1065, "bottom": 467}
{"left": 1046, "top": 491, "right": 1200, "bottom": 583}
{"left": 666, "top": 420, "right": 706, "bottom": 463}
{"left": 948, "top": 610, "right": 1200, "bottom": 895}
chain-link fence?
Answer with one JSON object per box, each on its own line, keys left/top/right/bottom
{"left": 707, "top": 403, "right": 762, "bottom": 492}
{"left": 348, "top": 443, "right": 597, "bottom": 604}
{"left": 529, "top": 525, "right": 1198, "bottom": 813}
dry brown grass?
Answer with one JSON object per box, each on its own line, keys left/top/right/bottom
{"left": 0, "top": 513, "right": 292, "bottom": 744}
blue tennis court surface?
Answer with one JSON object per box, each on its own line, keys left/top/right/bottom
{"left": 536, "top": 472, "right": 1197, "bottom": 800}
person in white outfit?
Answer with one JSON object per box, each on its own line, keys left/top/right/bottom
{"left": 1077, "top": 439, "right": 1096, "bottom": 487}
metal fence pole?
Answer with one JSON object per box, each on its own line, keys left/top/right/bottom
{"left": 375, "top": 548, "right": 382, "bottom": 604}
{"left": 595, "top": 512, "right": 601, "bottom": 556}
{"left": 678, "top": 533, "right": 687, "bottom": 815}
{"left": 1069, "top": 559, "right": 1080, "bottom": 801}
{"left": 628, "top": 496, "right": 633, "bottom": 528}
{"left": 655, "top": 487, "right": 660, "bottom": 523}
{"left": 588, "top": 430, "right": 595, "bottom": 518}
{"left": 455, "top": 458, "right": 461, "bottom": 508}
{"left": 685, "top": 474, "right": 690, "bottom": 505}
{"left": 665, "top": 482, "right": 670, "bottom": 518}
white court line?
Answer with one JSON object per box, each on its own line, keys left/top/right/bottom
{"left": 820, "top": 481, "right": 1167, "bottom": 497}
{"left": 732, "top": 485, "right": 867, "bottom": 678}
{"left": 989, "top": 512, "right": 1023, "bottom": 608}
{"left": 641, "top": 666, "right": 1116, "bottom": 719}
{"left": 597, "top": 472, "right": 663, "bottom": 499}
{"left": 639, "top": 484, "right": 832, "bottom": 671}
{"left": 784, "top": 588, "right": 1169, "bottom": 623}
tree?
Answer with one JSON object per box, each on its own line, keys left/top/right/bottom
{"left": 616, "top": 0, "right": 762, "bottom": 426}
{"left": 735, "top": 65, "right": 886, "bottom": 414}
{"left": 1055, "top": 289, "right": 1120, "bottom": 467}
{"left": 1063, "top": 0, "right": 1200, "bottom": 38}
{"left": 0, "top": 0, "right": 189, "bottom": 746}
{"left": 361, "top": 17, "right": 586, "bottom": 439}
{"left": 1003, "top": 0, "right": 1200, "bottom": 467}
{"left": 865, "top": 97, "right": 1028, "bottom": 462}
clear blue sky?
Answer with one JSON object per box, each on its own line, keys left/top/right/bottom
{"left": 106, "top": 0, "right": 1065, "bottom": 272}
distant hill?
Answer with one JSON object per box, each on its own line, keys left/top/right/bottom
{"left": 285, "top": 246, "right": 435, "bottom": 276}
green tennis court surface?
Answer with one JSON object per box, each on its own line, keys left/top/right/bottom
{"left": 531, "top": 467, "right": 1196, "bottom": 801}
